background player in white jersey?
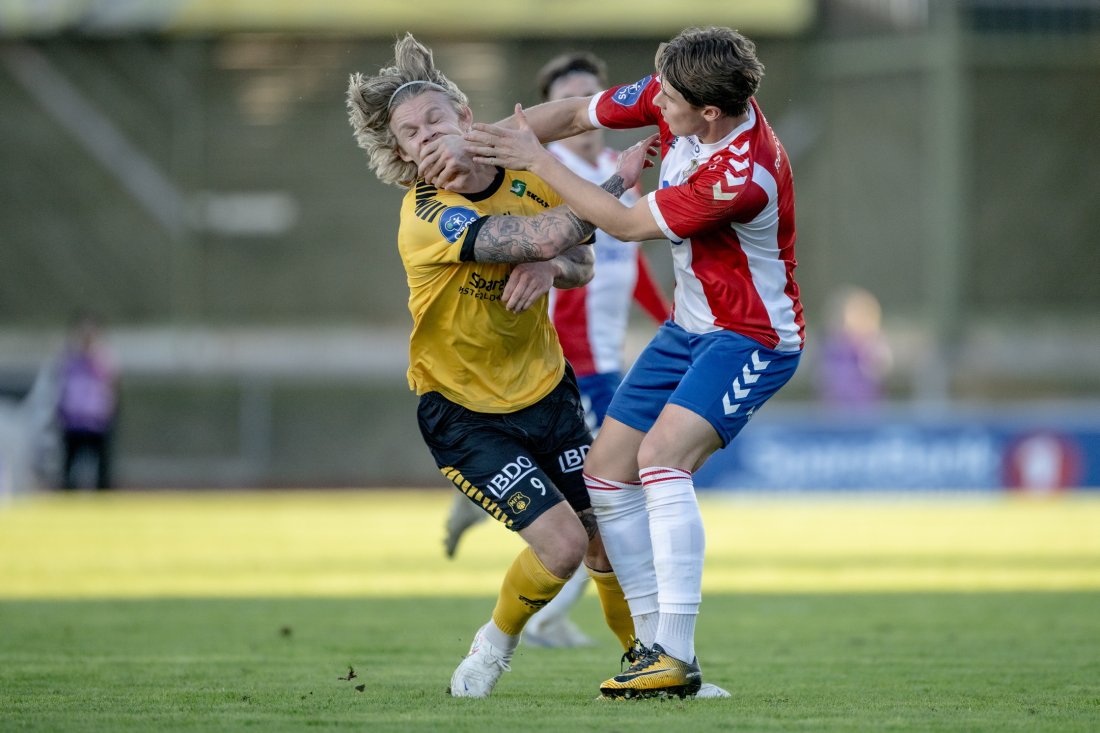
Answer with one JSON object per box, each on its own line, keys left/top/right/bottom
{"left": 442, "top": 52, "right": 670, "bottom": 650}
{"left": 453, "top": 26, "right": 806, "bottom": 699}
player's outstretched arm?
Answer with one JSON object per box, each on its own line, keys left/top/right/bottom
{"left": 499, "top": 95, "right": 595, "bottom": 143}
{"left": 419, "top": 97, "right": 593, "bottom": 188}
{"left": 467, "top": 105, "right": 662, "bottom": 242}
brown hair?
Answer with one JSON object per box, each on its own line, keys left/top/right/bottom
{"left": 535, "top": 51, "right": 608, "bottom": 102}
{"left": 655, "top": 27, "right": 764, "bottom": 117}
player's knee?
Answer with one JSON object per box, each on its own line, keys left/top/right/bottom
{"left": 525, "top": 505, "right": 587, "bottom": 577}
{"left": 637, "top": 431, "right": 710, "bottom": 471}
{"left": 636, "top": 435, "right": 670, "bottom": 469}
{"left": 546, "top": 524, "right": 587, "bottom": 577}
{"left": 548, "top": 531, "right": 587, "bottom": 577}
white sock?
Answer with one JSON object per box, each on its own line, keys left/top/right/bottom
{"left": 585, "top": 473, "right": 658, "bottom": 636}
{"left": 655, "top": 610, "right": 697, "bottom": 662}
{"left": 640, "top": 466, "right": 703, "bottom": 663}
{"left": 528, "top": 570, "right": 588, "bottom": 630}
{"left": 482, "top": 619, "right": 519, "bottom": 659}
{"left": 632, "top": 609, "right": 659, "bottom": 647}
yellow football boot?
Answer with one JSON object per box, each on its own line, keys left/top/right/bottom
{"left": 599, "top": 643, "right": 702, "bottom": 700}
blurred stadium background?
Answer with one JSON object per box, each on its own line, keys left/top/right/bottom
{"left": 1, "top": 0, "right": 1099, "bottom": 493}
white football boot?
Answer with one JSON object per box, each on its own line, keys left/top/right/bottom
{"left": 449, "top": 624, "right": 512, "bottom": 698}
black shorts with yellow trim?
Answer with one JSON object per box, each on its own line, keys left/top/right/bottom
{"left": 416, "top": 366, "right": 593, "bottom": 532}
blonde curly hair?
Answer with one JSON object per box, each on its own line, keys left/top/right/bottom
{"left": 346, "top": 33, "right": 468, "bottom": 188}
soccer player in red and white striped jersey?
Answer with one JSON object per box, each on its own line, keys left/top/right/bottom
{"left": 458, "top": 27, "right": 804, "bottom": 699}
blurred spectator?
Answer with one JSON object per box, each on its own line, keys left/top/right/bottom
{"left": 55, "top": 312, "right": 118, "bottom": 490}
{"left": 816, "top": 286, "right": 893, "bottom": 408}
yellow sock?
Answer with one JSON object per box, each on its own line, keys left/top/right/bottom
{"left": 587, "top": 567, "right": 635, "bottom": 651}
{"left": 491, "top": 547, "right": 568, "bottom": 636}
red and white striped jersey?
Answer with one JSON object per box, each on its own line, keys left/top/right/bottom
{"left": 589, "top": 75, "right": 804, "bottom": 352}
{"left": 547, "top": 141, "right": 669, "bottom": 377}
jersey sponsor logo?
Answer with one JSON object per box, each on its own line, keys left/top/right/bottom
{"left": 438, "top": 206, "right": 478, "bottom": 243}
{"left": 457, "top": 270, "right": 508, "bottom": 301}
{"left": 557, "top": 445, "right": 589, "bottom": 473}
{"left": 525, "top": 188, "right": 551, "bottom": 208}
{"left": 509, "top": 179, "right": 527, "bottom": 197}
{"left": 612, "top": 75, "right": 653, "bottom": 107}
{"left": 468, "top": 272, "right": 507, "bottom": 293}
{"left": 486, "top": 455, "right": 538, "bottom": 499}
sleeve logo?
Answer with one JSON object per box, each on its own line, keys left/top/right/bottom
{"left": 612, "top": 75, "right": 653, "bottom": 107}
{"left": 438, "top": 206, "right": 479, "bottom": 243}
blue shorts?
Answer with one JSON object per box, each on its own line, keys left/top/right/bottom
{"left": 576, "top": 370, "right": 622, "bottom": 433}
{"left": 606, "top": 322, "right": 801, "bottom": 446}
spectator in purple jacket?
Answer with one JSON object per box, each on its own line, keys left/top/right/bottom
{"left": 56, "top": 313, "right": 118, "bottom": 490}
{"left": 816, "top": 287, "right": 893, "bottom": 409}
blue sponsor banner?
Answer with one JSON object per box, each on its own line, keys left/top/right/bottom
{"left": 694, "top": 402, "right": 1100, "bottom": 493}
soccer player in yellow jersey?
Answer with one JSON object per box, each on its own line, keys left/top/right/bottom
{"left": 346, "top": 34, "right": 652, "bottom": 698}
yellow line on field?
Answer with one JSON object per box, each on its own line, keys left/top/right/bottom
{"left": 0, "top": 490, "right": 1097, "bottom": 598}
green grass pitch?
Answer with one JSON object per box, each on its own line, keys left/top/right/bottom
{"left": 1, "top": 490, "right": 1098, "bottom": 731}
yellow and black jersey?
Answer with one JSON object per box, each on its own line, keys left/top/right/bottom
{"left": 398, "top": 166, "right": 574, "bottom": 413}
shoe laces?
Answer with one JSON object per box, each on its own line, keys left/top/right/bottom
{"left": 473, "top": 638, "right": 512, "bottom": 672}
{"left": 620, "top": 637, "right": 654, "bottom": 672}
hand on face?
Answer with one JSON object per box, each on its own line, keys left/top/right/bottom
{"left": 464, "top": 104, "right": 549, "bottom": 172}
{"left": 418, "top": 134, "right": 476, "bottom": 189}
{"left": 389, "top": 90, "right": 478, "bottom": 188}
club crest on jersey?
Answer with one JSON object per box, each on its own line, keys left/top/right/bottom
{"left": 509, "top": 180, "right": 527, "bottom": 197}
{"left": 507, "top": 492, "right": 531, "bottom": 513}
{"left": 439, "top": 206, "right": 478, "bottom": 243}
{"left": 612, "top": 75, "right": 653, "bottom": 107}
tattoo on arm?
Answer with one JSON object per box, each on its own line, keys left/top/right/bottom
{"left": 471, "top": 174, "right": 628, "bottom": 264}
{"left": 601, "top": 174, "right": 626, "bottom": 199}
{"left": 551, "top": 244, "right": 594, "bottom": 289}
{"left": 563, "top": 173, "right": 627, "bottom": 242}
{"left": 473, "top": 209, "right": 592, "bottom": 263}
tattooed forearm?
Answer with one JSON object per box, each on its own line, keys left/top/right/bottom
{"left": 563, "top": 173, "right": 627, "bottom": 239}
{"left": 551, "top": 244, "right": 594, "bottom": 289}
{"left": 563, "top": 211, "right": 596, "bottom": 243}
{"left": 474, "top": 206, "right": 591, "bottom": 263}
{"left": 601, "top": 174, "right": 627, "bottom": 199}
{"left": 471, "top": 174, "right": 628, "bottom": 264}
{"left": 473, "top": 217, "right": 544, "bottom": 262}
